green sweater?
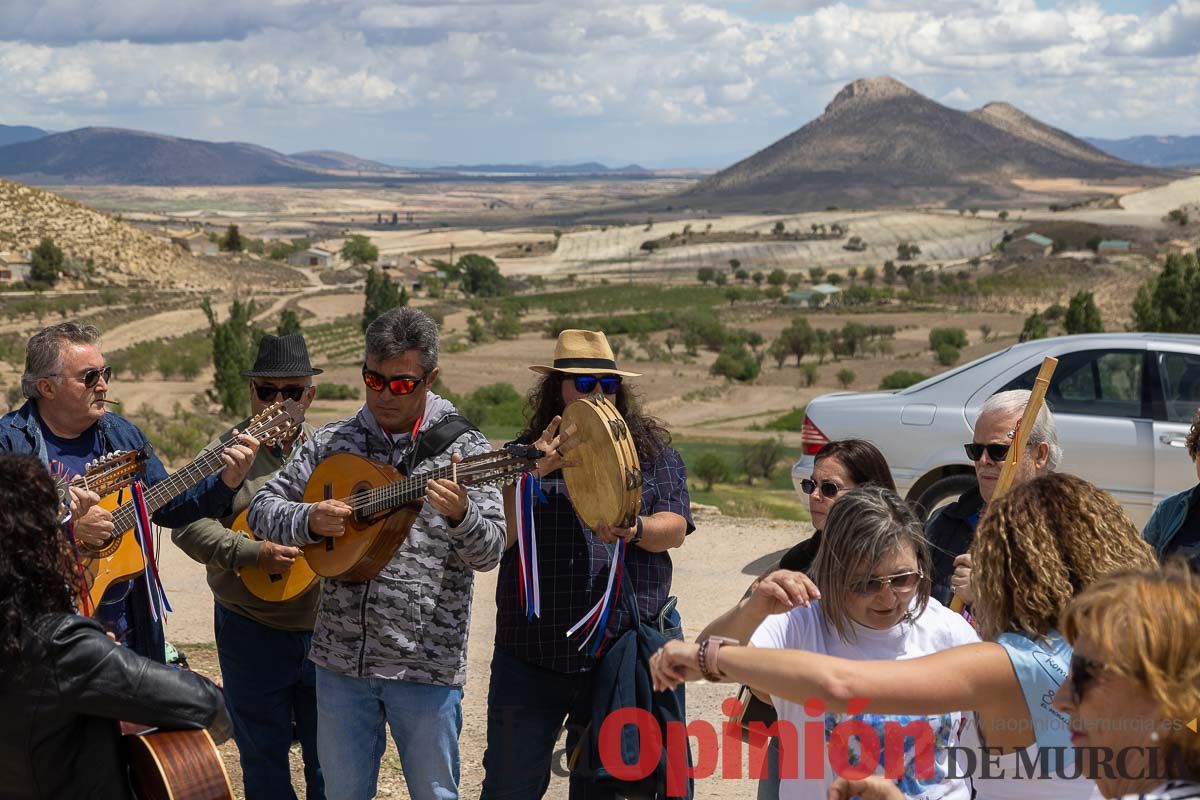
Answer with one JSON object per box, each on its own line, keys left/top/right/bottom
{"left": 171, "top": 425, "right": 320, "bottom": 631}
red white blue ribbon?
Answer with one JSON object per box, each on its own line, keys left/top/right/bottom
{"left": 567, "top": 536, "right": 625, "bottom": 656}
{"left": 514, "top": 472, "right": 544, "bottom": 620}
{"left": 130, "top": 482, "right": 172, "bottom": 621}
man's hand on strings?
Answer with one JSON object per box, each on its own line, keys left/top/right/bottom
{"left": 427, "top": 453, "right": 469, "bottom": 527}
{"left": 220, "top": 431, "right": 260, "bottom": 489}
{"left": 257, "top": 541, "right": 299, "bottom": 574}
{"left": 308, "top": 499, "right": 352, "bottom": 538}
{"left": 73, "top": 503, "right": 115, "bottom": 548}
{"left": 68, "top": 486, "right": 101, "bottom": 520}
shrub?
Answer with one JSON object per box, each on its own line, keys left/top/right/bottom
{"left": 879, "top": 370, "right": 927, "bottom": 390}
{"left": 740, "top": 438, "right": 785, "bottom": 484}
{"left": 934, "top": 344, "right": 960, "bottom": 366}
{"left": 693, "top": 452, "right": 729, "bottom": 491}
{"left": 836, "top": 368, "right": 855, "bottom": 389}
{"left": 710, "top": 344, "right": 760, "bottom": 382}
{"left": 929, "top": 327, "right": 968, "bottom": 351}
{"left": 317, "top": 383, "right": 359, "bottom": 400}
{"left": 800, "top": 364, "right": 819, "bottom": 387}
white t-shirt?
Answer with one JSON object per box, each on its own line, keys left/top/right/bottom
{"left": 750, "top": 597, "right": 980, "bottom": 800}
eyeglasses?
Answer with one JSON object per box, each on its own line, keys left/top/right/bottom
{"left": 362, "top": 364, "right": 430, "bottom": 396}
{"left": 57, "top": 365, "right": 112, "bottom": 388}
{"left": 254, "top": 384, "right": 308, "bottom": 402}
{"left": 572, "top": 375, "right": 622, "bottom": 395}
{"left": 963, "top": 442, "right": 1012, "bottom": 462}
{"left": 802, "top": 477, "right": 843, "bottom": 499}
{"left": 1068, "top": 654, "right": 1104, "bottom": 704}
{"left": 849, "top": 570, "right": 923, "bottom": 597}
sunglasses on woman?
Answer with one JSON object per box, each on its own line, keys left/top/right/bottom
{"left": 963, "top": 442, "right": 1011, "bottom": 462}
{"left": 1068, "top": 654, "right": 1104, "bottom": 704}
{"left": 849, "top": 570, "right": 923, "bottom": 597}
{"left": 572, "top": 375, "right": 622, "bottom": 395}
{"left": 362, "top": 365, "right": 430, "bottom": 396}
{"left": 253, "top": 384, "right": 308, "bottom": 402}
{"left": 801, "top": 477, "right": 842, "bottom": 499}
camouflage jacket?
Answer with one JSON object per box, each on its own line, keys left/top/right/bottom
{"left": 246, "top": 393, "right": 505, "bottom": 686}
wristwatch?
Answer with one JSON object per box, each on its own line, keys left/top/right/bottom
{"left": 698, "top": 635, "right": 739, "bottom": 682}
{"left": 629, "top": 516, "right": 644, "bottom": 545}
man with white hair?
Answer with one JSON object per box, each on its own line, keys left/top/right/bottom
{"left": 925, "top": 389, "right": 1062, "bottom": 606}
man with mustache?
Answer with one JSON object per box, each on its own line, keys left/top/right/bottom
{"left": 0, "top": 322, "right": 257, "bottom": 661}
{"left": 925, "top": 389, "right": 1061, "bottom": 607}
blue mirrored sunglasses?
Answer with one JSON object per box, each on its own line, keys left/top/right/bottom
{"left": 573, "top": 374, "right": 622, "bottom": 395}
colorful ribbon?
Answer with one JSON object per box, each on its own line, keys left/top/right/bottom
{"left": 567, "top": 536, "right": 625, "bottom": 657}
{"left": 130, "top": 482, "right": 172, "bottom": 621}
{"left": 514, "top": 472, "right": 545, "bottom": 620}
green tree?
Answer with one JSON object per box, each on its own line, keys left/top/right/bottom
{"left": 220, "top": 224, "right": 243, "bottom": 253}
{"left": 863, "top": 266, "right": 878, "bottom": 287}
{"left": 836, "top": 368, "right": 855, "bottom": 389}
{"left": 203, "top": 297, "right": 261, "bottom": 417}
{"left": 929, "top": 328, "right": 968, "bottom": 351}
{"left": 778, "top": 317, "right": 817, "bottom": 365}
{"left": 752, "top": 271, "right": 764, "bottom": 286}
{"left": 362, "top": 267, "right": 407, "bottom": 332}
{"left": 800, "top": 363, "right": 819, "bottom": 387}
{"left": 767, "top": 269, "right": 787, "bottom": 287}
{"left": 808, "top": 266, "right": 826, "bottom": 284}
{"left": 693, "top": 452, "right": 729, "bottom": 491}
{"left": 492, "top": 310, "right": 522, "bottom": 340}
{"left": 1020, "top": 311, "right": 1049, "bottom": 342}
{"left": 934, "top": 344, "right": 960, "bottom": 366}
{"left": 729, "top": 258, "right": 741, "bottom": 272}
{"left": 768, "top": 336, "right": 790, "bottom": 368}
{"left": 735, "top": 269, "right": 749, "bottom": 283}
{"left": 1063, "top": 291, "right": 1104, "bottom": 335}
{"left": 1131, "top": 252, "right": 1199, "bottom": 332}
{"left": 30, "top": 237, "right": 63, "bottom": 285}
{"left": 697, "top": 267, "right": 716, "bottom": 285}
{"left": 883, "top": 261, "right": 897, "bottom": 285}
{"left": 467, "top": 315, "right": 488, "bottom": 344}
{"left": 897, "top": 242, "right": 921, "bottom": 261}
{"left": 277, "top": 309, "right": 302, "bottom": 336}
{"left": 979, "top": 323, "right": 992, "bottom": 342}
{"left": 341, "top": 234, "right": 378, "bottom": 265}
{"left": 710, "top": 343, "right": 760, "bottom": 382}
{"left": 640, "top": 240, "right": 659, "bottom": 253}
{"left": 459, "top": 254, "right": 507, "bottom": 296}
{"left": 740, "top": 438, "right": 784, "bottom": 484}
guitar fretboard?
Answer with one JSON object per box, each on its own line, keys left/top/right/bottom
{"left": 354, "top": 451, "right": 529, "bottom": 518}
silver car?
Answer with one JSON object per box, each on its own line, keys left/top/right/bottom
{"left": 791, "top": 333, "right": 1200, "bottom": 528}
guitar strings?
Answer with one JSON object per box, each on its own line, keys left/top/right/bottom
{"left": 343, "top": 453, "right": 526, "bottom": 514}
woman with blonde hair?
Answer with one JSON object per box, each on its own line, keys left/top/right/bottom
{"left": 651, "top": 473, "right": 1159, "bottom": 800}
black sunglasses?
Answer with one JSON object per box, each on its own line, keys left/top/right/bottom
{"left": 850, "top": 570, "right": 923, "bottom": 597}
{"left": 254, "top": 384, "right": 308, "bottom": 402}
{"left": 964, "top": 442, "right": 1011, "bottom": 462}
{"left": 802, "top": 477, "right": 842, "bottom": 499}
{"left": 362, "top": 364, "right": 430, "bottom": 396}
{"left": 1068, "top": 654, "right": 1104, "bottom": 704}
{"left": 572, "top": 375, "right": 622, "bottom": 395}
{"left": 64, "top": 365, "right": 112, "bottom": 389}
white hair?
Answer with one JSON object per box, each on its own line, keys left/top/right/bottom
{"left": 977, "top": 389, "right": 1062, "bottom": 472}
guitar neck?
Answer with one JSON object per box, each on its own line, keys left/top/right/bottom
{"left": 355, "top": 452, "right": 525, "bottom": 517}
{"left": 110, "top": 444, "right": 231, "bottom": 532}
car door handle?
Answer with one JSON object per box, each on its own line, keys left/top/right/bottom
{"left": 1159, "top": 434, "right": 1188, "bottom": 447}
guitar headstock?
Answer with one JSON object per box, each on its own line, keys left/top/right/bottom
{"left": 80, "top": 447, "right": 150, "bottom": 497}
{"left": 245, "top": 398, "right": 306, "bottom": 445}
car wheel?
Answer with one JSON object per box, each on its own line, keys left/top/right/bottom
{"left": 914, "top": 474, "right": 978, "bottom": 521}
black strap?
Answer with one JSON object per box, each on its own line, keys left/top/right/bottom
{"left": 406, "top": 414, "right": 479, "bottom": 474}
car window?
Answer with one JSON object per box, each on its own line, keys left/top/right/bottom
{"left": 1000, "top": 349, "right": 1144, "bottom": 418}
{"left": 1157, "top": 351, "right": 1200, "bottom": 423}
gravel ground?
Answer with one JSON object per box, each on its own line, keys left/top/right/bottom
{"left": 163, "top": 511, "right": 810, "bottom": 799}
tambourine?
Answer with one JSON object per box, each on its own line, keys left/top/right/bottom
{"left": 560, "top": 394, "right": 642, "bottom": 530}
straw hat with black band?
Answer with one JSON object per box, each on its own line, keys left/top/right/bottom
{"left": 529, "top": 329, "right": 641, "bottom": 378}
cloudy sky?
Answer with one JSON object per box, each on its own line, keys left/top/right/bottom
{"left": 0, "top": 0, "right": 1196, "bottom": 167}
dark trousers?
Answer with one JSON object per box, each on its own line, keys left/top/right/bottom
{"left": 214, "top": 603, "right": 325, "bottom": 800}
{"left": 483, "top": 647, "right": 641, "bottom": 800}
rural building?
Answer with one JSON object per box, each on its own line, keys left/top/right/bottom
{"left": 171, "top": 231, "right": 219, "bottom": 256}
{"left": 0, "top": 252, "right": 31, "bottom": 283}
{"left": 1008, "top": 233, "right": 1053, "bottom": 259}
{"left": 288, "top": 247, "right": 335, "bottom": 268}
{"left": 1097, "top": 239, "right": 1132, "bottom": 253}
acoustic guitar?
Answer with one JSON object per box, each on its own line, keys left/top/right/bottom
{"left": 122, "top": 722, "right": 234, "bottom": 800}
{"left": 80, "top": 400, "right": 305, "bottom": 614}
{"left": 303, "top": 443, "right": 541, "bottom": 582}
{"left": 232, "top": 508, "right": 320, "bottom": 602}
{"left": 52, "top": 448, "right": 152, "bottom": 523}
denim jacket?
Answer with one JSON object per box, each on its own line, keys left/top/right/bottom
{"left": 0, "top": 399, "right": 238, "bottom": 660}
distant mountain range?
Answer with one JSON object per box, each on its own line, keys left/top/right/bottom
{"left": 428, "top": 162, "right": 650, "bottom": 176}
{"left": 1085, "top": 135, "right": 1200, "bottom": 167}
{"left": 677, "top": 76, "right": 1161, "bottom": 212}
{"left": 0, "top": 124, "right": 50, "bottom": 148}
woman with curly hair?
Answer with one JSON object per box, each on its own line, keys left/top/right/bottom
{"left": 0, "top": 453, "right": 230, "bottom": 799}
{"left": 482, "top": 329, "right": 694, "bottom": 798}
{"left": 650, "top": 472, "right": 1159, "bottom": 800}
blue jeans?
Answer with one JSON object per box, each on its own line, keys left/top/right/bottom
{"left": 214, "top": 603, "right": 324, "bottom": 800}
{"left": 315, "top": 665, "right": 463, "bottom": 800}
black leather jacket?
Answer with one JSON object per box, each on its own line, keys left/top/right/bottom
{"left": 0, "top": 613, "right": 227, "bottom": 799}
{"left": 924, "top": 486, "right": 985, "bottom": 607}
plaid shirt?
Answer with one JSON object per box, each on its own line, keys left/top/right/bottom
{"left": 495, "top": 444, "right": 695, "bottom": 673}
